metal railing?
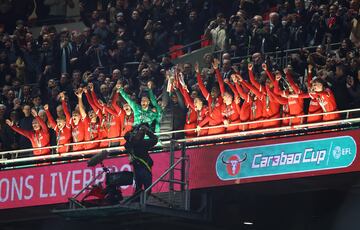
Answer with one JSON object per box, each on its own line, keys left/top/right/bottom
{"left": 231, "top": 43, "right": 342, "bottom": 68}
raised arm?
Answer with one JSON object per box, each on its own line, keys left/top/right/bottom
{"left": 111, "top": 83, "right": 122, "bottom": 114}
{"left": 285, "top": 68, "right": 301, "bottom": 94}
{"left": 84, "top": 88, "right": 98, "bottom": 112}
{"left": 266, "top": 85, "right": 288, "bottom": 105}
{"left": 44, "top": 104, "right": 56, "bottom": 129}
{"left": 61, "top": 97, "right": 71, "bottom": 125}
{"left": 75, "top": 88, "right": 87, "bottom": 120}
{"left": 119, "top": 88, "right": 140, "bottom": 112}
{"left": 178, "top": 84, "right": 195, "bottom": 110}
{"left": 6, "top": 119, "right": 32, "bottom": 139}
{"left": 273, "top": 73, "right": 284, "bottom": 95}
{"left": 195, "top": 63, "right": 210, "bottom": 101}
{"left": 262, "top": 63, "right": 275, "bottom": 83}
{"left": 225, "top": 79, "right": 239, "bottom": 98}
{"left": 233, "top": 74, "right": 248, "bottom": 100}
{"left": 213, "top": 59, "right": 225, "bottom": 96}
{"left": 307, "top": 64, "right": 313, "bottom": 88}
{"left": 90, "top": 88, "right": 104, "bottom": 110}
{"left": 241, "top": 77, "right": 263, "bottom": 99}
{"left": 104, "top": 104, "right": 118, "bottom": 116}
{"left": 84, "top": 88, "right": 103, "bottom": 121}
{"left": 248, "top": 63, "right": 261, "bottom": 90}
{"left": 31, "top": 109, "right": 48, "bottom": 132}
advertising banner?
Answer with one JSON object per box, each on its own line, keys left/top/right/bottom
{"left": 215, "top": 136, "right": 356, "bottom": 180}
{"left": 1, "top": 130, "right": 359, "bottom": 210}
{"left": 0, "top": 153, "right": 173, "bottom": 209}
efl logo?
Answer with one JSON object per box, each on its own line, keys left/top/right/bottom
{"left": 332, "top": 146, "right": 352, "bottom": 160}
{"left": 221, "top": 154, "right": 247, "bottom": 176}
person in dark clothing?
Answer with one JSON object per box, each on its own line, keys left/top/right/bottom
{"left": 124, "top": 123, "right": 158, "bottom": 195}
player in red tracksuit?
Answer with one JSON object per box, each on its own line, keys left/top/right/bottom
{"left": 290, "top": 77, "right": 339, "bottom": 122}
{"left": 61, "top": 92, "right": 85, "bottom": 151}
{"left": 233, "top": 74, "right": 263, "bottom": 130}
{"left": 247, "top": 63, "right": 281, "bottom": 128}
{"left": 178, "top": 75, "right": 208, "bottom": 137}
{"left": 84, "top": 86, "right": 108, "bottom": 147}
{"left": 44, "top": 103, "right": 72, "bottom": 154}
{"left": 88, "top": 83, "right": 122, "bottom": 147}
{"left": 211, "top": 65, "right": 241, "bottom": 133}
{"left": 222, "top": 78, "right": 242, "bottom": 132}
{"left": 304, "top": 65, "right": 323, "bottom": 123}
{"left": 265, "top": 84, "right": 291, "bottom": 126}
{"left": 76, "top": 88, "right": 101, "bottom": 150}
{"left": 113, "top": 83, "right": 134, "bottom": 145}
{"left": 196, "top": 60, "right": 225, "bottom": 135}
{"left": 270, "top": 67, "right": 304, "bottom": 125}
{"left": 214, "top": 62, "right": 241, "bottom": 133}
{"left": 6, "top": 109, "right": 50, "bottom": 156}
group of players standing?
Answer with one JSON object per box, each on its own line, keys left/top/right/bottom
{"left": 5, "top": 59, "right": 339, "bottom": 156}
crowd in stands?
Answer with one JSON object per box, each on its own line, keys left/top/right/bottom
{"left": 0, "top": 0, "right": 359, "bottom": 157}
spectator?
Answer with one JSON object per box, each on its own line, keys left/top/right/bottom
{"left": 204, "top": 17, "right": 228, "bottom": 51}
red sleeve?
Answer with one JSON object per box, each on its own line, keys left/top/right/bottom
{"left": 197, "top": 72, "right": 210, "bottom": 100}
{"left": 85, "top": 91, "right": 97, "bottom": 111}
{"left": 104, "top": 106, "right": 118, "bottom": 116}
{"left": 111, "top": 91, "right": 122, "bottom": 114}
{"left": 198, "top": 115, "right": 210, "bottom": 127}
{"left": 11, "top": 125, "right": 32, "bottom": 139}
{"left": 45, "top": 109, "right": 56, "bottom": 129}
{"left": 307, "top": 71, "right": 313, "bottom": 88}
{"left": 179, "top": 85, "right": 195, "bottom": 110}
{"left": 249, "top": 69, "right": 261, "bottom": 90}
{"left": 82, "top": 115, "right": 90, "bottom": 129}
{"left": 265, "top": 69, "right": 275, "bottom": 83}
{"left": 267, "top": 87, "right": 288, "bottom": 105}
{"left": 240, "top": 103, "right": 250, "bottom": 121}
{"left": 235, "top": 82, "right": 248, "bottom": 100}
{"left": 286, "top": 72, "right": 301, "bottom": 94}
{"left": 315, "top": 90, "right": 333, "bottom": 99}
{"left": 273, "top": 80, "right": 282, "bottom": 95}
{"left": 35, "top": 115, "right": 48, "bottom": 133}
{"left": 241, "top": 80, "right": 263, "bottom": 99}
{"left": 215, "top": 69, "right": 225, "bottom": 96}
{"left": 91, "top": 90, "right": 103, "bottom": 110}
{"left": 234, "top": 101, "right": 242, "bottom": 115}
{"left": 62, "top": 100, "right": 71, "bottom": 125}
{"left": 298, "top": 93, "right": 311, "bottom": 99}
{"left": 85, "top": 91, "right": 104, "bottom": 121}
{"left": 226, "top": 82, "right": 239, "bottom": 98}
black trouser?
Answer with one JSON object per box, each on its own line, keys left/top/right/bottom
{"left": 133, "top": 162, "right": 152, "bottom": 194}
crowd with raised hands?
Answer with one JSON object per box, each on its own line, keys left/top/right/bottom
{"left": 173, "top": 59, "right": 340, "bottom": 138}
{"left": 1, "top": 56, "right": 345, "bottom": 157}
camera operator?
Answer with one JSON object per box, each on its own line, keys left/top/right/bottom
{"left": 124, "top": 123, "right": 158, "bottom": 196}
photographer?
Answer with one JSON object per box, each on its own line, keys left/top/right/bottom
{"left": 124, "top": 123, "right": 158, "bottom": 195}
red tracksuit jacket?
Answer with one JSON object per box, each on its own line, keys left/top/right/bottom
{"left": 45, "top": 109, "right": 71, "bottom": 153}
{"left": 11, "top": 116, "right": 50, "bottom": 155}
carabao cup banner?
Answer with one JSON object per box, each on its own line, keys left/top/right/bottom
{"left": 1, "top": 130, "right": 360, "bottom": 209}
{"left": 216, "top": 136, "right": 356, "bottom": 180}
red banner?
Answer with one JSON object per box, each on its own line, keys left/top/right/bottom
{"left": 1, "top": 129, "right": 360, "bottom": 209}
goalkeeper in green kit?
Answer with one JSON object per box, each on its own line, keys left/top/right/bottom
{"left": 118, "top": 85, "right": 162, "bottom": 135}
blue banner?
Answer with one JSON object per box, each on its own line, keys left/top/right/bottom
{"left": 216, "top": 136, "right": 357, "bottom": 181}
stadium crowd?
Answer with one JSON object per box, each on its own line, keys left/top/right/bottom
{"left": 0, "top": 0, "right": 359, "bottom": 157}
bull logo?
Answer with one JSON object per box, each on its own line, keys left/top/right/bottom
{"left": 221, "top": 153, "right": 247, "bottom": 176}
